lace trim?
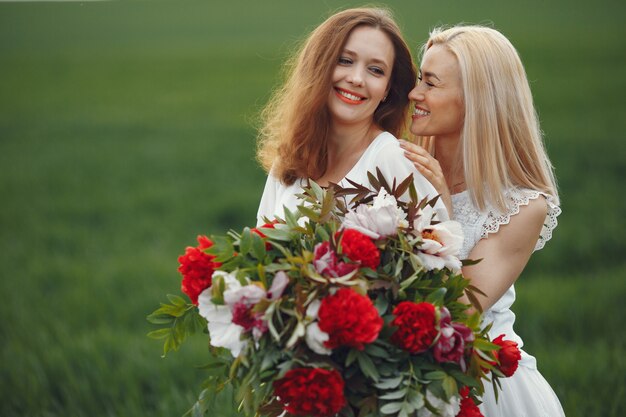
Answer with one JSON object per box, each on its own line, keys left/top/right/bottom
{"left": 480, "top": 188, "right": 561, "bottom": 252}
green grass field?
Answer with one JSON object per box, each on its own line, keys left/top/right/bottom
{"left": 0, "top": 1, "right": 624, "bottom": 416}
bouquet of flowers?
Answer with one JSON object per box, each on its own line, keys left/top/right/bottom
{"left": 148, "top": 170, "right": 522, "bottom": 417}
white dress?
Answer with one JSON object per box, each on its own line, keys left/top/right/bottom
{"left": 256, "top": 131, "right": 448, "bottom": 225}
{"left": 451, "top": 188, "right": 565, "bottom": 417}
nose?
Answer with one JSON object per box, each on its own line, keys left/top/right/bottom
{"left": 408, "top": 84, "right": 424, "bottom": 101}
{"left": 346, "top": 67, "right": 364, "bottom": 87}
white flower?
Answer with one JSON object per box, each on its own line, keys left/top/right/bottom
{"left": 303, "top": 300, "right": 331, "bottom": 355}
{"left": 413, "top": 206, "right": 464, "bottom": 272}
{"left": 417, "top": 390, "right": 461, "bottom": 417}
{"left": 197, "top": 271, "right": 248, "bottom": 357}
{"left": 342, "top": 189, "right": 408, "bottom": 239}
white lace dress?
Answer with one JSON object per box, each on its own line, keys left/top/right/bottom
{"left": 451, "top": 188, "right": 565, "bottom": 417}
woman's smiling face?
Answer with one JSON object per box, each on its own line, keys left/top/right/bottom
{"left": 328, "top": 25, "right": 394, "bottom": 128}
{"left": 408, "top": 44, "right": 465, "bottom": 141}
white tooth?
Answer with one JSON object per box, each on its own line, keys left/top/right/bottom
{"left": 339, "top": 90, "right": 362, "bottom": 101}
{"left": 414, "top": 108, "right": 430, "bottom": 116}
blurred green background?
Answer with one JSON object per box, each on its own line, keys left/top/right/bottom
{"left": 0, "top": 0, "right": 624, "bottom": 416}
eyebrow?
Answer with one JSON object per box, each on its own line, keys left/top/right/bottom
{"left": 343, "top": 48, "right": 391, "bottom": 68}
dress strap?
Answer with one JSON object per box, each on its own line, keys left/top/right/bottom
{"left": 480, "top": 188, "right": 561, "bottom": 252}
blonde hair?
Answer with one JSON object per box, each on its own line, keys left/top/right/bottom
{"left": 257, "top": 7, "right": 417, "bottom": 185}
{"left": 420, "top": 26, "right": 559, "bottom": 211}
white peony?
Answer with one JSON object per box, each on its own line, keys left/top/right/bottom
{"left": 413, "top": 206, "right": 464, "bottom": 272}
{"left": 417, "top": 390, "right": 461, "bottom": 417}
{"left": 342, "top": 189, "right": 408, "bottom": 239}
{"left": 303, "top": 300, "right": 331, "bottom": 355}
{"left": 197, "top": 271, "right": 248, "bottom": 357}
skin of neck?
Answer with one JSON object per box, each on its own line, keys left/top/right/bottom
{"left": 327, "top": 120, "right": 381, "bottom": 166}
{"left": 433, "top": 134, "right": 464, "bottom": 187}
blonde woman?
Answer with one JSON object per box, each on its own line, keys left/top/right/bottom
{"left": 401, "top": 26, "right": 565, "bottom": 416}
{"left": 256, "top": 8, "right": 447, "bottom": 224}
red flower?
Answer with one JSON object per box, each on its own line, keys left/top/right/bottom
{"left": 318, "top": 288, "right": 382, "bottom": 350}
{"left": 178, "top": 235, "right": 221, "bottom": 305}
{"left": 391, "top": 301, "right": 438, "bottom": 353}
{"left": 456, "top": 387, "right": 483, "bottom": 417}
{"left": 273, "top": 367, "right": 345, "bottom": 417}
{"left": 337, "top": 229, "right": 380, "bottom": 269}
{"left": 492, "top": 334, "right": 521, "bottom": 377}
{"left": 433, "top": 307, "right": 474, "bottom": 370}
{"left": 251, "top": 221, "right": 276, "bottom": 249}
{"left": 313, "top": 241, "right": 359, "bottom": 277}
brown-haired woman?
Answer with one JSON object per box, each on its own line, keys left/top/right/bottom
{"left": 256, "top": 7, "right": 446, "bottom": 224}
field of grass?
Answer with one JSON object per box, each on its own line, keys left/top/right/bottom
{"left": 0, "top": 1, "right": 624, "bottom": 416}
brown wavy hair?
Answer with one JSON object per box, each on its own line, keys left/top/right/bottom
{"left": 256, "top": 7, "right": 417, "bottom": 185}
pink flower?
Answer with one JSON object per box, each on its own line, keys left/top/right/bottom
{"left": 433, "top": 308, "right": 474, "bottom": 371}
{"left": 313, "top": 241, "right": 358, "bottom": 277}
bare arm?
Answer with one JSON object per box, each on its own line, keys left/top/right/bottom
{"left": 462, "top": 196, "right": 548, "bottom": 311}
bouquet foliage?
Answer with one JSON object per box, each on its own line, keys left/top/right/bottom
{"left": 148, "top": 170, "right": 521, "bottom": 417}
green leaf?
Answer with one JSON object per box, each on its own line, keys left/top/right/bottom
{"left": 379, "top": 388, "right": 407, "bottom": 400}
{"left": 380, "top": 402, "right": 403, "bottom": 414}
{"left": 357, "top": 351, "right": 380, "bottom": 381}
{"left": 239, "top": 227, "right": 252, "bottom": 255}
{"left": 425, "top": 287, "right": 447, "bottom": 306}
{"left": 407, "top": 389, "right": 425, "bottom": 410}
{"left": 442, "top": 375, "right": 458, "bottom": 399}
{"left": 374, "top": 294, "right": 389, "bottom": 316}
{"left": 251, "top": 232, "right": 266, "bottom": 260}
{"left": 374, "top": 375, "right": 403, "bottom": 389}
{"left": 346, "top": 348, "right": 360, "bottom": 367}
{"left": 167, "top": 294, "right": 187, "bottom": 307}
{"left": 147, "top": 328, "right": 171, "bottom": 340}
{"left": 424, "top": 371, "right": 446, "bottom": 380}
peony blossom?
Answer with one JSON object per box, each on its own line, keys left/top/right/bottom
{"left": 417, "top": 389, "right": 461, "bottom": 417}
{"left": 198, "top": 270, "right": 289, "bottom": 357}
{"left": 413, "top": 206, "right": 464, "bottom": 272}
{"left": 317, "top": 288, "right": 383, "bottom": 350}
{"left": 433, "top": 307, "right": 474, "bottom": 371}
{"left": 267, "top": 271, "right": 289, "bottom": 301}
{"left": 178, "top": 235, "right": 221, "bottom": 305}
{"left": 197, "top": 271, "right": 248, "bottom": 356}
{"left": 492, "top": 334, "right": 521, "bottom": 377}
{"left": 342, "top": 189, "right": 408, "bottom": 239}
{"left": 391, "top": 301, "right": 438, "bottom": 353}
{"left": 304, "top": 300, "right": 331, "bottom": 355}
{"left": 273, "top": 367, "right": 346, "bottom": 417}
{"left": 338, "top": 229, "right": 381, "bottom": 269}
{"left": 313, "top": 241, "right": 358, "bottom": 278}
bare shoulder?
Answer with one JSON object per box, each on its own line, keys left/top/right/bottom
{"left": 492, "top": 194, "right": 547, "bottom": 252}
{"left": 514, "top": 193, "right": 548, "bottom": 228}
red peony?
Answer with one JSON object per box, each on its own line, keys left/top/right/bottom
{"left": 273, "top": 367, "right": 345, "bottom": 417}
{"left": 456, "top": 387, "right": 483, "bottom": 417}
{"left": 178, "top": 235, "right": 221, "bottom": 305}
{"left": 492, "top": 334, "right": 521, "bottom": 377}
{"left": 313, "top": 241, "right": 359, "bottom": 277}
{"left": 337, "top": 228, "right": 380, "bottom": 269}
{"left": 391, "top": 301, "right": 438, "bottom": 353}
{"left": 433, "top": 307, "right": 474, "bottom": 370}
{"left": 318, "top": 288, "right": 383, "bottom": 350}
